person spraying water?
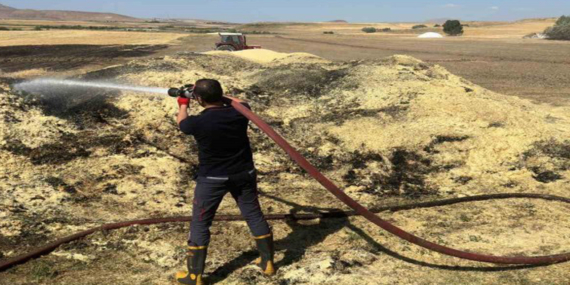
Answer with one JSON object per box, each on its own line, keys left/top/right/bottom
{"left": 171, "top": 79, "right": 276, "bottom": 285}
{"left": 16, "top": 77, "right": 277, "bottom": 284}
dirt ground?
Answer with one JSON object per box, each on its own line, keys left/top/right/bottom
{"left": 238, "top": 19, "right": 570, "bottom": 106}
{"left": 0, "top": 19, "right": 569, "bottom": 285}
{"left": 157, "top": 33, "right": 570, "bottom": 106}
{"left": 247, "top": 34, "right": 570, "bottom": 106}
{"left": 1, "top": 48, "right": 570, "bottom": 285}
{"left": 0, "top": 44, "right": 169, "bottom": 73}
{"left": 3, "top": 34, "right": 569, "bottom": 106}
{"left": 0, "top": 30, "right": 188, "bottom": 46}
{"left": 1, "top": 19, "right": 567, "bottom": 106}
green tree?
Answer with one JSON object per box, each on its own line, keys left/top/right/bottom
{"left": 412, "top": 24, "right": 428, "bottom": 29}
{"left": 545, "top": 15, "right": 570, "bottom": 40}
{"left": 361, "top": 27, "right": 377, "bottom": 33}
{"left": 443, "top": 20, "right": 463, "bottom": 36}
{"left": 555, "top": 15, "right": 570, "bottom": 26}
{"left": 545, "top": 25, "right": 570, "bottom": 40}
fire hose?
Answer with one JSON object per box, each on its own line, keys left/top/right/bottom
{"left": 1, "top": 98, "right": 570, "bottom": 272}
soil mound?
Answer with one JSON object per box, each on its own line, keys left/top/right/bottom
{"left": 1, "top": 51, "right": 570, "bottom": 284}
{"left": 205, "top": 49, "right": 329, "bottom": 65}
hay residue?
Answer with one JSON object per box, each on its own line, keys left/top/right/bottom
{"left": 2, "top": 50, "right": 570, "bottom": 285}
{"left": 205, "top": 49, "right": 330, "bottom": 65}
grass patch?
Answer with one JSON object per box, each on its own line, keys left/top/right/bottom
{"left": 30, "top": 260, "right": 58, "bottom": 281}
{"left": 412, "top": 25, "right": 428, "bottom": 29}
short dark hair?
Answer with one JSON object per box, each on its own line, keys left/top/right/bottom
{"left": 194, "top": 79, "right": 223, "bottom": 103}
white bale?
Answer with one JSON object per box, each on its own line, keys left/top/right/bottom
{"left": 418, "top": 32, "right": 444, "bottom": 38}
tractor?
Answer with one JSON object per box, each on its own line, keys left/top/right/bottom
{"left": 215, "top": 33, "right": 261, "bottom": 51}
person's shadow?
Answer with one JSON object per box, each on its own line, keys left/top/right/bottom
{"left": 208, "top": 191, "right": 351, "bottom": 283}
{"left": 208, "top": 191, "right": 551, "bottom": 284}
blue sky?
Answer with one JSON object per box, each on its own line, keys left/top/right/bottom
{"left": 1, "top": 0, "right": 568, "bottom": 23}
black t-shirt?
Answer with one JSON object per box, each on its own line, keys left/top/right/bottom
{"left": 179, "top": 103, "right": 254, "bottom": 177}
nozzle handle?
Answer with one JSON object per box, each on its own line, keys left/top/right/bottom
{"left": 168, "top": 85, "right": 194, "bottom": 99}
{"left": 168, "top": 88, "right": 181, "bottom": 98}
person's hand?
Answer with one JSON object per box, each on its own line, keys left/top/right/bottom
{"left": 178, "top": 96, "right": 190, "bottom": 107}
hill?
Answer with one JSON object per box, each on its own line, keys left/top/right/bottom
{"left": 0, "top": 4, "right": 15, "bottom": 10}
{"left": 0, "top": 3, "right": 139, "bottom": 22}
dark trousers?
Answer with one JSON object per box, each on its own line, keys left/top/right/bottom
{"left": 188, "top": 169, "right": 271, "bottom": 246}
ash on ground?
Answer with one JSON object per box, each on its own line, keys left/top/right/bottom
{"left": 1, "top": 50, "right": 569, "bottom": 285}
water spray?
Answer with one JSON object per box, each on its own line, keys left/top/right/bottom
{"left": 14, "top": 78, "right": 170, "bottom": 95}
{"left": 13, "top": 79, "right": 199, "bottom": 100}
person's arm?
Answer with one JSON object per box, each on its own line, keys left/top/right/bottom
{"left": 177, "top": 105, "right": 189, "bottom": 125}
{"left": 177, "top": 97, "right": 190, "bottom": 126}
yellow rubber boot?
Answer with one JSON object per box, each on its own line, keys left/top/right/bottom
{"left": 176, "top": 246, "right": 208, "bottom": 285}
{"left": 254, "top": 233, "right": 276, "bottom": 276}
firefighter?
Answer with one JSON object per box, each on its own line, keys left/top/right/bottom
{"left": 175, "top": 79, "right": 275, "bottom": 285}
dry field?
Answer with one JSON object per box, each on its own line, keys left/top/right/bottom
{"left": 2, "top": 19, "right": 563, "bottom": 104}
{"left": 1, "top": 18, "right": 567, "bottom": 106}
{"left": 238, "top": 18, "right": 568, "bottom": 105}
{"left": 241, "top": 18, "right": 556, "bottom": 38}
{"left": 248, "top": 34, "right": 570, "bottom": 106}
{"left": 0, "top": 30, "right": 191, "bottom": 78}
{"left": 1, "top": 48, "right": 569, "bottom": 285}
{"left": 0, "top": 18, "right": 569, "bottom": 285}
{"left": 0, "top": 30, "right": 187, "bottom": 46}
